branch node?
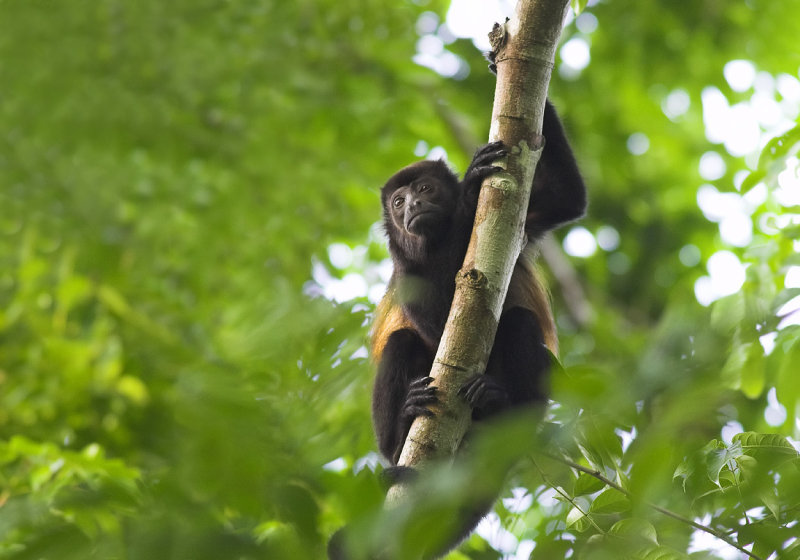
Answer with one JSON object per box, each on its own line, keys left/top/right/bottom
{"left": 493, "top": 54, "right": 556, "bottom": 70}
{"left": 433, "top": 359, "right": 469, "bottom": 372}
{"left": 488, "top": 18, "right": 509, "bottom": 52}
{"left": 457, "top": 268, "right": 488, "bottom": 289}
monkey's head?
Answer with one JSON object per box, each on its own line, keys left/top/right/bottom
{"left": 381, "top": 160, "right": 459, "bottom": 264}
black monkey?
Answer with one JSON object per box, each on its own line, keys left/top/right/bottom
{"left": 373, "top": 101, "right": 585, "bottom": 464}
{"left": 335, "top": 101, "right": 585, "bottom": 559}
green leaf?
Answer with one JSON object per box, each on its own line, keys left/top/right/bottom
{"left": 740, "top": 341, "right": 766, "bottom": 399}
{"left": 566, "top": 496, "right": 592, "bottom": 531}
{"left": 711, "top": 292, "right": 746, "bottom": 332}
{"left": 759, "top": 487, "right": 781, "bottom": 520}
{"left": 706, "top": 440, "right": 741, "bottom": 485}
{"left": 776, "top": 337, "right": 800, "bottom": 427}
{"left": 590, "top": 488, "right": 630, "bottom": 514}
{"left": 782, "top": 254, "right": 800, "bottom": 267}
{"left": 773, "top": 288, "right": 800, "bottom": 311}
{"left": 576, "top": 414, "right": 624, "bottom": 469}
{"left": 55, "top": 275, "right": 92, "bottom": 316}
{"left": 672, "top": 459, "right": 692, "bottom": 490}
{"left": 574, "top": 472, "right": 606, "bottom": 496}
{"left": 570, "top": 0, "right": 588, "bottom": 15}
{"left": 720, "top": 340, "right": 766, "bottom": 397}
{"left": 721, "top": 342, "right": 749, "bottom": 390}
{"left": 740, "top": 168, "right": 765, "bottom": 193}
{"left": 738, "top": 522, "right": 793, "bottom": 558}
{"left": 733, "top": 432, "right": 798, "bottom": 463}
{"left": 756, "top": 124, "right": 800, "bottom": 169}
{"left": 638, "top": 545, "right": 689, "bottom": 560}
{"left": 609, "top": 518, "right": 658, "bottom": 544}
{"left": 745, "top": 262, "right": 777, "bottom": 324}
{"left": 783, "top": 224, "right": 800, "bottom": 239}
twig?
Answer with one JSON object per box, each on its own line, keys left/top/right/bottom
{"left": 532, "top": 457, "right": 605, "bottom": 534}
{"left": 548, "top": 454, "right": 764, "bottom": 560}
{"left": 539, "top": 235, "right": 592, "bottom": 327}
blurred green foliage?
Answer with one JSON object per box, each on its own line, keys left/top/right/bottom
{"left": 1, "top": 0, "right": 800, "bottom": 559}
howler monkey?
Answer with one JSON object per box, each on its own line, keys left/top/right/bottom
{"left": 373, "top": 101, "right": 585, "bottom": 465}
{"left": 368, "top": 101, "right": 584, "bottom": 553}
{"left": 329, "top": 102, "right": 586, "bottom": 560}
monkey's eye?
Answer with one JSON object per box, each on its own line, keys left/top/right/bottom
{"left": 419, "top": 184, "right": 431, "bottom": 193}
{"left": 393, "top": 196, "right": 405, "bottom": 208}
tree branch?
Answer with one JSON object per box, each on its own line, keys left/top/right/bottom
{"left": 387, "top": 0, "right": 571, "bottom": 501}
{"left": 539, "top": 235, "right": 592, "bottom": 327}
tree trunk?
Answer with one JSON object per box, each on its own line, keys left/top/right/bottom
{"left": 387, "top": 0, "right": 571, "bottom": 503}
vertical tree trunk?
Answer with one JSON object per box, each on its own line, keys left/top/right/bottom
{"left": 387, "top": 0, "right": 571, "bottom": 503}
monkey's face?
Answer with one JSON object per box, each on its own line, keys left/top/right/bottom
{"left": 387, "top": 178, "right": 455, "bottom": 240}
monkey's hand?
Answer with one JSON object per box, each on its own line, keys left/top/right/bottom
{"left": 463, "top": 141, "right": 507, "bottom": 189}
{"left": 458, "top": 374, "right": 509, "bottom": 416}
{"left": 401, "top": 376, "right": 439, "bottom": 422}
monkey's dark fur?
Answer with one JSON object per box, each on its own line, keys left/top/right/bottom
{"left": 330, "top": 101, "right": 586, "bottom": 560}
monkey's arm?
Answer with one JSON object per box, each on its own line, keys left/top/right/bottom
{"left": 372, "top": 329, "right": 437, "bottom": 464}
{"left": 460, "top": 104, "right": 585, "bottom": 238}
{"left": 526, "top": 101, "right": 587, "bottom": 237}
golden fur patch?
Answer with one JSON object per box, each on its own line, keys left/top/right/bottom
{"left": 371, "top": 246, "right": 557, "bottom": 360}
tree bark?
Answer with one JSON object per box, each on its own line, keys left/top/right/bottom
{"left": 386, "top": 0, "right": 571, "bottom": 504}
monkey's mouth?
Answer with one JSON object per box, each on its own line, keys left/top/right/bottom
{"left": 406, "top": 212, "right": 435, "bottom": 232}
{"left": 408, "top": 212, "right": 431, "bottom": 225}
